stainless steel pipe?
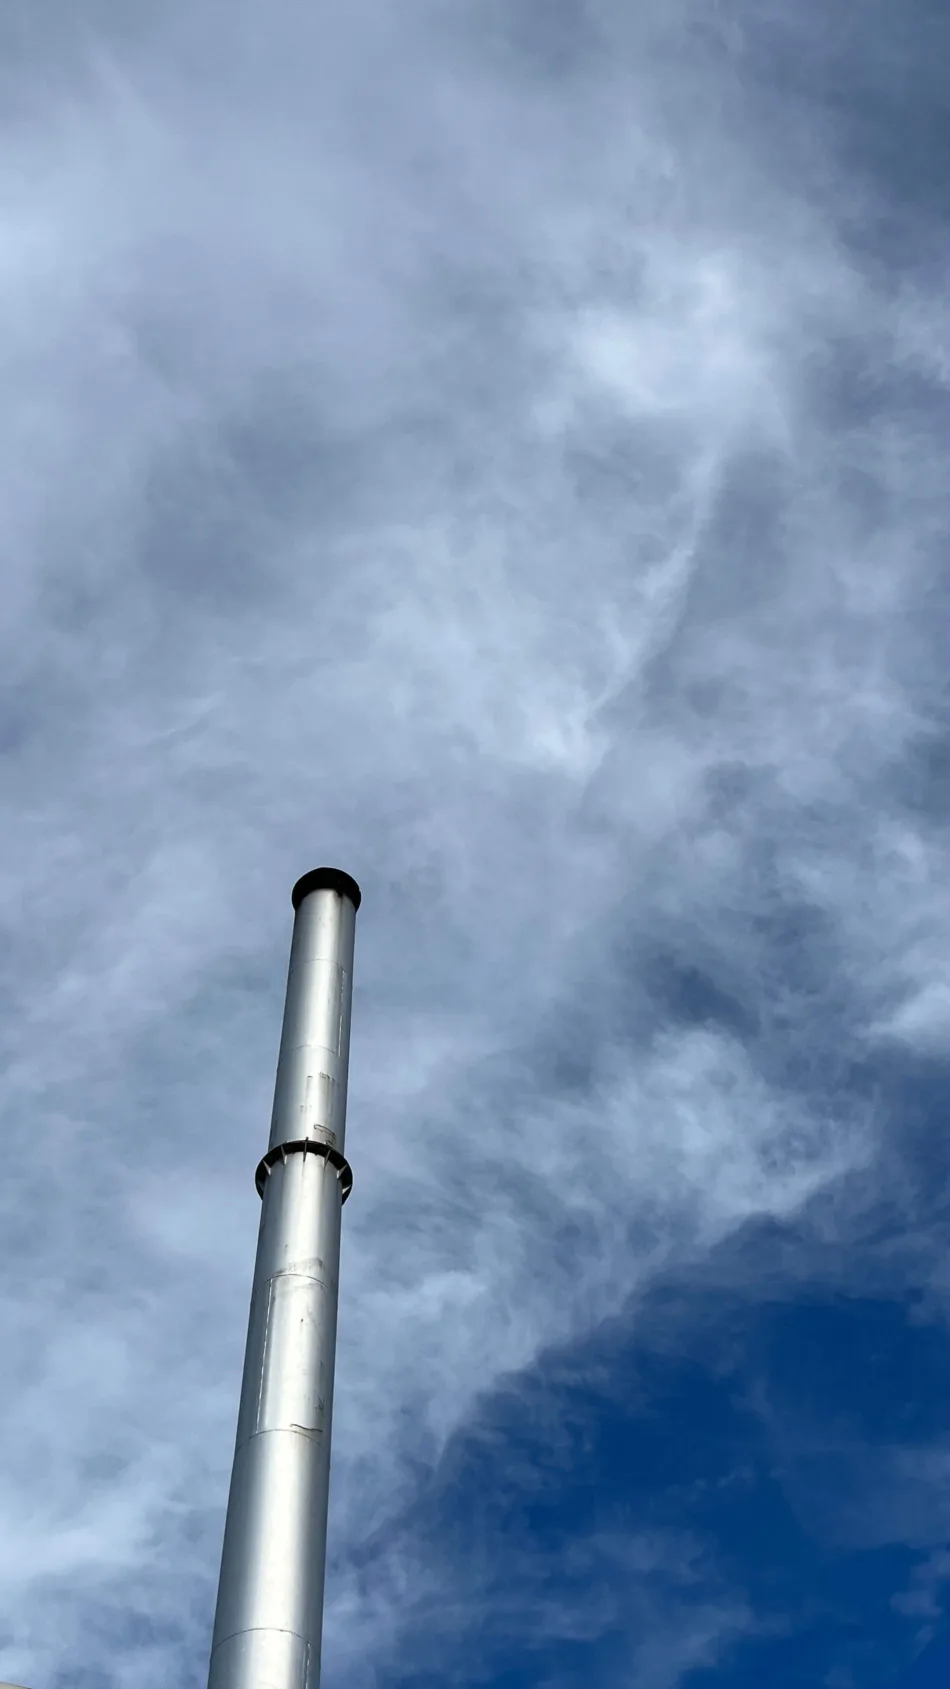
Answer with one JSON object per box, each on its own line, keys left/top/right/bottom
{"left": 207, "top": 867, "right": 361, "bottom": 1689}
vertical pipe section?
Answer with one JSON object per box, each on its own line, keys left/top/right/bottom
{"left": 208, "top": 867, "right": 361, "bottom": 1689}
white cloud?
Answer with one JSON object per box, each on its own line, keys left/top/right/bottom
{"left": 0, "top": 3, "right": 948, "bottom": 1686}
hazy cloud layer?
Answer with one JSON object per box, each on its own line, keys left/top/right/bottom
{"left": 2, "top": 3, "right": 949, "bottom": 1685}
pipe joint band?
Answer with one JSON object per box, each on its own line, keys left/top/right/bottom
{"left": 255, "top": 1138, "right": 354, "bottom": 1203}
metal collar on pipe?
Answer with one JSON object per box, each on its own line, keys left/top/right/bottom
{"left": 255, "top": 1138, "right": 353, "bottom": 1201}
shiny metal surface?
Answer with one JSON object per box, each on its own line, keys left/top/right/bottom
{"left": 208, "top": 870, "right": 360, "bottom": 1689}
{"left": 269, "top": 881, "right": 357, "bottom": 1157}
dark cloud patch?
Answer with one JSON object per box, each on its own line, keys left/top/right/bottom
{"left": 746, "top": 0, "right": 950, "bottom": 253}
{"left": 894, "top": 732, "right": 950, "bottom": 826}
{"left": 640, "top": 952, "right": 756, "bottom": 1041}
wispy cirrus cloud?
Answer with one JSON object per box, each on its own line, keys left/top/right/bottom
{"left": 1, "top": 3, "right": 950, "bottom": 1687}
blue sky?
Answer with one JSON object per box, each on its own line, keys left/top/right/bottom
{"left": 1, "top": 2, "right": 950, "bottom": 1686}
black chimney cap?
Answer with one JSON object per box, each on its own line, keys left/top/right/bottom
{"left": 291, "top": 867, "right": 362, "bottom": 912}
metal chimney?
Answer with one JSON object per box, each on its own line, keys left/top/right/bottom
{"left": 207, "top": 867, "right": 361, "bottom": 1689}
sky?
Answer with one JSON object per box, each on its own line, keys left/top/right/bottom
{"left": 1, "top": 2, "right": 949, "bottom": 1686}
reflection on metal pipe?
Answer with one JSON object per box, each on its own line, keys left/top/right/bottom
{"left": 207, "top": 867, "right": 361, "bottom": 1689}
